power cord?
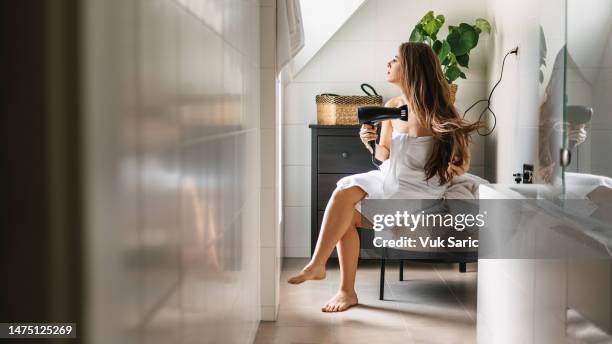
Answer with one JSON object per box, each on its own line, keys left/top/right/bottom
{"left": 462, "top": 47, "right": 519, "bottom": 136}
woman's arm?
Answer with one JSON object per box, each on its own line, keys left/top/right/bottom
{"left": 374, "top": 120, "right": 392, "bottom": 162}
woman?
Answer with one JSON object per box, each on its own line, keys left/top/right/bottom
{"left": 288, "top": 42, "right": 481, "bottom": 312}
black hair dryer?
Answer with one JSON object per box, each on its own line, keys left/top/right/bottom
{"left": 357, "top": 104, "right": 409, "bottom": 166}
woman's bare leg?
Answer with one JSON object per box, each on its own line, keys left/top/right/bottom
{"left": 322, "top": 218, "right": 360, "bottom": 312}
{"left": 287, "top": 186, "right": 366, "bottom": 284}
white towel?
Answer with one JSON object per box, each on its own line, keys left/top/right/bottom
{"left": 444, "top": 172, "right": 490, "bottom": 199}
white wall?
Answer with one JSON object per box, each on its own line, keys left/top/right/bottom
{"left": 590, "top": 31, "right": 612, "bottom": 176}
{"left": 283, "top": 0, "right": 490, "bottom": 257}
{"left": 483, "top": 0, "right": 565, "bottom": 184}
{"left": 566, "top": 0, "right": 612, "bottom": 176}
{"left": 83, "top": 0, "right": 262, "bottom": 342}
{"left": 259, "top": 0, "right": 283, "bottom": 321}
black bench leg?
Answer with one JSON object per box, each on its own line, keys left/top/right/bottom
{"left": 379, "top": 258, "right": 386, "bottom": 300}
{"left": 459, "top": 262, "right": 467, "bottom": 273}
{"left": 399, "top": 260, "right": 404, "bottom": 281}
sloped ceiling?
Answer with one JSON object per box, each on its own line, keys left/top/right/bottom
{"left": 292, "top": 0, "right": 366, "bottom": 76}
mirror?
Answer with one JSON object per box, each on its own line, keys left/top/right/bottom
{"left": 563, "top": 0, "right": 612, "bottom": 188}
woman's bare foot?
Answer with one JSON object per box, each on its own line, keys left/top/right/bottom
{"left": 321, "top": 290, "right": 358, "bottom": 312}
{"left": 287, "top": 264, "right": 326, "bottom": 284}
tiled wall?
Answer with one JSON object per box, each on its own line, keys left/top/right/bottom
{"left": 259, "top": 0, "right": 282, "bottom": 321}
{"left": 282, "top": 0, "right": 490, "bottom": 257}
{"left": 83, "top": 0, "right": 261, "bottom": 342}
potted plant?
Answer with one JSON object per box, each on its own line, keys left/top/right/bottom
{"left": 409, "top": 11, "right": 491, "bottom": 102}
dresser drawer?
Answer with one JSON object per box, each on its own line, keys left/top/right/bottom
{"left": 317, "top": 136, "right": 373, "bottom": 173}
{"left": 310, "top": 125, "right": 372, "bottom": 256}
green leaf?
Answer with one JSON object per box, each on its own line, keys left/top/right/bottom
{"left": 419, "top": 11, "right": 435, "bottom": 25}
{"left": 474, "top": 18, "right": 491, "bottom": 34}
{"left": 459, "top": 71, "right": 467, "bottom": 79}
{"left": 456, "top": 53, "right": 469, "bottom": 67}
{"left": 447, "top": 23, "right": 479, "bottom": 56}
{"left": 423, "top": 19, "right": 439, "bottom": 36}
{"left": 417, "top": 10, "right": 444, "bottom": 38}
{"left": 436, "top": 40, "right": 451, "bottom": 64}
{"left": 432, "top": 40, "right": 442, "bottom": 54}
{"left": 436, "top": 14, "right": 445, "bottom": 25}
{"left": 445, "top": 65, "right": 462, "bottom": 83}
{"left": 409, "top": 25, "right": 425, "bottom": 42}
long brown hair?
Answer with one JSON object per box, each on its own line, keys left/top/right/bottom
{"left": 398, "top": 42, "right": 483, "bottom": 185}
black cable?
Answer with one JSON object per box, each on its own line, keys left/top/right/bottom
{"left": 463, "top": 48, "right": 518, "bottom": 136}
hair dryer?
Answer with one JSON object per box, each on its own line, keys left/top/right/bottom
{"left": 358, "top": 104, "right": 409, "bottom": 166}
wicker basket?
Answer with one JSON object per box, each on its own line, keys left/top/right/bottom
{"left": 316, "top": 84, "right": 382, "bottom": 125}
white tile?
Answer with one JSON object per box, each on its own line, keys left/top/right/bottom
{"left": 247, "top": 65, "right": 261, "bottom": 129}
{"left": 261, "top": 67, "right": 276, "bottom": 128}
{"left": 261, "top": 247, "right": 277, "bottom": 306}
{"left": 260, "top": 6, "right": 276, "bottom": 68}
{"left": 260, "top": 305, "right": 278, "bottom": 321}
{"left": 261, "top": 128, "right": 276, "bottom": 188}
{"left": 283, "top": 206, "right": 310, "bottom": 249}
{"left": 198, "top": 0, "right": 224, "bottom": 34}
{"left": 284, "top": 83, "right": 320, "bottom": 125}
{"left": 284, "top": 246, "right": 310, "bottom": 258}
{"left": 292, "top": 50, "right": 323, "bottom": 82}
{"left": 261, "top": 187, "right": 276, "bottom": 247}
{"left": 283, "top": 165, "right": 311, "bottom": 206}
{"left": 332, "top": 0, "right": 378, "bottom": 42}
{"left": 223, "top": 0, "right": 244, "bottom": 50}
{"left": 283, "top": 125, "right": 310, "bottom": 165}
{"left": 249, "top": 3, "right": 261, "bottom": 66}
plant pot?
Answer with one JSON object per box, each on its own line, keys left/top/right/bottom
{"left": 448, "top": 83, "right": 458, "bottom": 104}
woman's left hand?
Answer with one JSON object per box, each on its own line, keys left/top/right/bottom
{"left": 447, "top": 153, "right": 470, "bottom": 178}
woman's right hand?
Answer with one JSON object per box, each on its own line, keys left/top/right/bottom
{"left": 360, "top": 124, "right": 377, "bottom": 152}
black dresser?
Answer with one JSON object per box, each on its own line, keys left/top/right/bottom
{"left": 309, "top": 124, "right": 375, "bottom": 256}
